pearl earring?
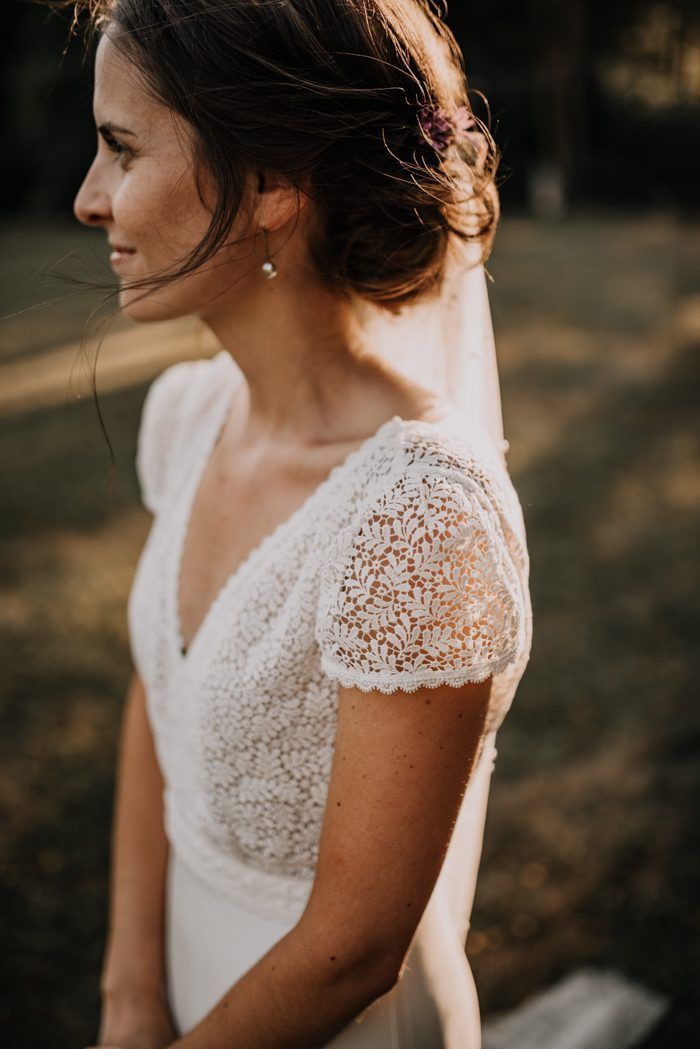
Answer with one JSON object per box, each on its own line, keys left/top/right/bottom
{"left": 261, "top": 227, "right": 278, "bottom": 279}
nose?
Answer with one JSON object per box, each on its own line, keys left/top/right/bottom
{"left": 73, "top": 160, "right": 112, "bottom": 229}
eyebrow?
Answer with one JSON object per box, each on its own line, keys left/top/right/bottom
{"left": 97, "top": 121, "right": 137, "bottom": 138}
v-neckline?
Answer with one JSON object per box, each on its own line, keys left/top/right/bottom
{"left": 169, "top": 351, "right": 406, "bottom": 670}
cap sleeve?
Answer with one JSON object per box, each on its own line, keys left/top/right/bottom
{"left": 315, "top": 466, "right": 524, "bottom": 693}
{"left": 135, "top": 360, "right": 193, "bottom": 515}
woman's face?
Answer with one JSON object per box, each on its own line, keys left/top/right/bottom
{"left": 73, "top": 31, "right": 259, "bottom": 323}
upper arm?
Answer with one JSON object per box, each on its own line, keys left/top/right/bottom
{"left": 299, "top": 674, "right": 492, "bottom": 982}
{"left": 123, "top": 667, "right": 165, "bottom": 786}
{"left": 301, "top": 465, "right": 524, "bottom": 979}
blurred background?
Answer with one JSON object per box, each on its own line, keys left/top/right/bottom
{"left": 1, "top": 0, "right": 698, "bottom": 1045}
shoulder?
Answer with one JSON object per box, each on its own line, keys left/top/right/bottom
{"left": 324, "top": 407, "right": 529, "bottom": 579}
{"left": 388, "top": 410, "right": 529, "bottom": 559}
{"left": 135, "top": 351, "right": 239, "bottom": 514}
{"left": 316, "top": 411, "right": 530, "bottom": 693}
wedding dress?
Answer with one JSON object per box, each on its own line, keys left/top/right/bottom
{"left": 127, "top": 245, "right": 532, "bottom": 1046}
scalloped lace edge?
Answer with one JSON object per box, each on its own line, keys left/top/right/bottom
{"left": 319, "top": 648, "right": 519, "bottom": 693}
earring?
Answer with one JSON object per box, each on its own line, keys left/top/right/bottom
{"left": 261, "top": 227, "right": 278, "bottom": 279}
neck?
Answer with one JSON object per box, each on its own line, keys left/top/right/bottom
{"left": 196, "top": 256, "right": 420, "bottom": 449}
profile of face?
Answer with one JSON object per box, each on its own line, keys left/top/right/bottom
{"left": 73, "top": 32, "right": 299, "bottom": 324}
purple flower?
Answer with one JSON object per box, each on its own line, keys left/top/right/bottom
{"left": 417, "top": 105, "right": 455, "bottom": 153}
{"left": 415, "top": 104, "right": 486, "bottom": 168}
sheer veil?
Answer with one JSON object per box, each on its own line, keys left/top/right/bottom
{"left": 350, "top": 238, "right": 508, "bottom": 460}
{"left": 351, "top": 235, "right": 508, "bottom": 944}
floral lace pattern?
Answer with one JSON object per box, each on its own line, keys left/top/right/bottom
{"left": 127, "top": 352, "right": 532, "bottom": 921}
{"left": 317, "top": 467, "right": 525, "bottom": 693}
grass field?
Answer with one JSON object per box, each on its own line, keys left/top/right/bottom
{"left": 1, "top": 210, "right": 698, "bottom": 1045}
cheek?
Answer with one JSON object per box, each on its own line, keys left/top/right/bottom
{"left": 114, "top": 164, "right": 212, "bottom": 259}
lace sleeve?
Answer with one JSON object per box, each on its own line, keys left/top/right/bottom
{"left": 135, "top": 360, "right": 193, "bottom": 515}
{"left": 316, "top": 467, "right": 524, "bottom": 693}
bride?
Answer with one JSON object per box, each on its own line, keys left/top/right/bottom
{"left": 63, "top": 1, "right": 532, "bottom": 1046}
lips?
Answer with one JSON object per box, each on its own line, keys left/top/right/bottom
{"left": 110, "top": 245, "right": 137, "bottom": 268}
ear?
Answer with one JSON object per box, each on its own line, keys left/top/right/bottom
{"left": 253, "top": 169, "right": 310, "bottom": 233}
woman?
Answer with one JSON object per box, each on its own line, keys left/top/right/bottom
{"left": 66, "top": 1, "right": 533, "bottom": 1046}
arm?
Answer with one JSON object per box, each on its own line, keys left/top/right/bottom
{"left": 168, "top": 674, "right": 491, "bottom": 1049}
{"left": 98, "top": 668, "right": 175, "bottom": 1044}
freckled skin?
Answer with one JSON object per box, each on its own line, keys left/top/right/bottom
{"left": 74, "top": 35, "right": 260, "bottom": 326}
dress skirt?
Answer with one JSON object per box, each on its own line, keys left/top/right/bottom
{"left": 164, "top": 731, "right": 498, "bottom": 1048}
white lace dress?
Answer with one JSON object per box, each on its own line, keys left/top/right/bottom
{"left": 127, "top": 350, "right": 533, "bottom": 1046}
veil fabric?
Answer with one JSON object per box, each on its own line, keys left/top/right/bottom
{"left": 351, "top": 236, "right": 508, "bottom": 946}
{"left": 351, "top": 239, "right": 508, "bottom": 459}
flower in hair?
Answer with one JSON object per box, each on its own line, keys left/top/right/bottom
{"left": 416, "top": 104, "right": 488, "bottom": 167}
{"left": 416, "top": 105, "right": 456, "bottom": 153}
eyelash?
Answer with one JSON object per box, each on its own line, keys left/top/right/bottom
{"left": 102, "top": 134, "right": 134, "bottom": 166}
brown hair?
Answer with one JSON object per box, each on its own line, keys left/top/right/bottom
{"left": 50, "top": 0, "right": 500, "bottom": 313}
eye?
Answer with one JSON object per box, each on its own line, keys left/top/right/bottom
{"left": 99, "top": 130, "right": 135, "bottom": 168}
